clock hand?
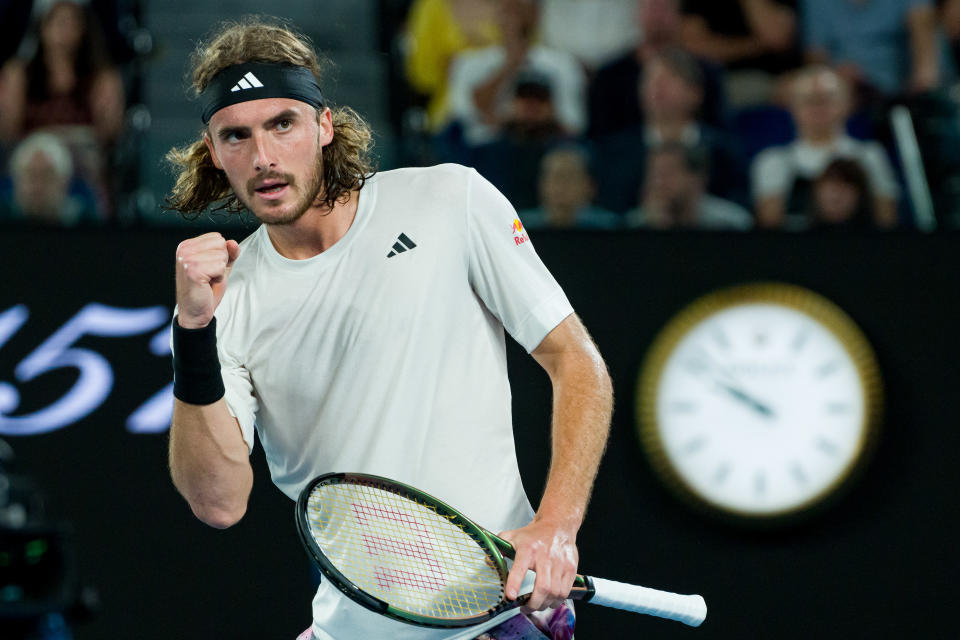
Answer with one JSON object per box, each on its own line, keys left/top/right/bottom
{"left": 713, "top": 379, "right": 776, "bottom": 419}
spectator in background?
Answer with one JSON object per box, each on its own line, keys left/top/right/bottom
{"left": 626, "top": 142, "right": 753, "bottom": 230}
{"left": 588, "top": 0, "right": 728, "bottom": 138}
{"left": 593, "top": 47, "right": 748, "bottom": 213}
{"left": 943, "top": 0, "right": 960, "bottom": 68}
{"left": 751, "top": 65, "right": 899, "bottom": 229}
{"left": 403, "top": 0, "right": 500, "bottom": 131}
{"left": 801, "top": 0, "right": 942, "bottom": 98}
{"left": 446, "top": 0, "right": 586, "bottom": 148}
{"left": 806, "top": 158, "right": 876, "bottom": 229}
{"left": 470, "top": 69, "right": 577, "bottom": 208}
{"left": 0, "top": 0, "right": 125, "bottom": 214}
{"left": 540, "top": 0, "right": 640, "bottom": 71}
{"left": 519, "top": 144, "right": 620, "bottom": 229}
{"left": 678, "top": 0, "right": 801, "bottom": 106}
{"left": 0, "top": 0, "right": 124, "bottom": 144}
{"left": 0, "top": 131, "right": 98, "bottom": 225}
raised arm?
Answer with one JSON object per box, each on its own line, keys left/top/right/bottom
{"left": 169, "top": 232, "right": 253, "bottom": 529}
{"left": 500, "top": 313, "right": 613, "bottom": 610}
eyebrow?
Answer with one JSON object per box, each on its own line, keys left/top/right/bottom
{"left": 215, "top": 109, "right": 301, "bottom": 140}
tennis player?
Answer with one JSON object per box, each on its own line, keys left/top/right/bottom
{"left": 166, "top": 18, "right": 612, "bottom": 640}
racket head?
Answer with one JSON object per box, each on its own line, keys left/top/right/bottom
{"left": 296, "top": 472, "right": 514, "bottom": 628}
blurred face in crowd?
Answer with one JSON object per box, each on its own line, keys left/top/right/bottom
{"left": 539, "top": 149, "right": 595, "bottom": 220}
{"left": 644, "top": 148, "right": 703, "bottom": 208}
{"left": 14, "top": 150, "right": 71, "bottom": 222}
{"left": 641, "top": 57, "right": 702, "bottom": 121}
{"left": 42, "top": 2, "right": 85, "bottom": 54}
{"left": 496, "top": 0, "right": 540, "bottom": 42}
{"left": 791, "top": 68, "right": 850, "bottom": 141}
{"left": 812, "top": 177, "right": 862, "bottom": 224}
{"left": 204, "top": 98, "right": 332, "bottom": 226}
{"left": 638, "top": 0, "right": 681, "bottom": 45}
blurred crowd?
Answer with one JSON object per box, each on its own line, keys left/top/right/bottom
{"left": 397, "top": 0, "right": 960, "bottom": 230}
{"left": 2, "top": 0, "right": 960, "bottom": 230}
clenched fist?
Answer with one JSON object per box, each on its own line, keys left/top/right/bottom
{"left": 175, "top": 232, "right": 240, "bottom": 329}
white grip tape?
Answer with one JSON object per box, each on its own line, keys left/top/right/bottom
{"left": 589, "top": 577, "right": 707, "bottom": 627}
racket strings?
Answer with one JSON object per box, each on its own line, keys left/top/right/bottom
{"left": 307, "top": 482, "right": 504, "bottom": 620}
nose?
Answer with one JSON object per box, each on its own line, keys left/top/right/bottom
{"left": 251, "top": 131, "right": 277, "bottom": 172}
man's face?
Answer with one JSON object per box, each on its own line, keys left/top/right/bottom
{"left": 641, "top": 59, "right": 701, "bottom": 119}
{"left": 205, "top": 98, "right": 333, "bottom": 225}
{"left": 646, "top": 150, "right": 698, "bottom": 202}
{"left": 791, "top": 71, "right": 848, "bottom": 137}
{"left": 638, "top": 0, "right": 680, "bottom": 42}
{"left": 539, "top": 151, "right": 593, "bottom": 211}
{"left": 14, "top": 151, "right": 69, "bottom": 220}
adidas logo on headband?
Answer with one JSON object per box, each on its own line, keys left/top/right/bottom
{"left": 230, "top": 72, "right": 264, "bottom": 92}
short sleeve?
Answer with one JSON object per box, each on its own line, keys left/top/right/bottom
{"left": 168, "top": 311, "right": 258, "bottom": 454}
{"left": 859, "top": 143, "right": 901, "bottom": 200}
{"left": 751, "top": 147, "right": 793, "bottom": 200}
{"left": 465, "top": 169, "right": 573, "bottom": 352}
{"left": 217, "top": 338, "right": 258, "bottom": 454}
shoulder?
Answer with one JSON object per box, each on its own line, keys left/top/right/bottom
{"left": 371, "top": 163, "right": 476, "bottom": 195}
{"left": 700, "top": 195, "right": 754, "bottom": 230}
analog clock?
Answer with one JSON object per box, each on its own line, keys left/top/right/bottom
{"left": 637, "top": 283, "right": 882, "bottom": 521}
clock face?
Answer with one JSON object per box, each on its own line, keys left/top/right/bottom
{"left": 639, "top": 285, "right": 882, "bottom": 520}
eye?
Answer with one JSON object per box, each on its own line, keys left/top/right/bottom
{"left": 276, "top": 118, "right": 293, "bottom": 131}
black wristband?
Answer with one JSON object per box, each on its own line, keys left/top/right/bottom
{"left": 172, "top": 316, "right": 225, "bottom": 405}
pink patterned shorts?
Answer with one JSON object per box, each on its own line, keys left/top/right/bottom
{"left": 296, "top": 603, "right": 576, "bottom": 640}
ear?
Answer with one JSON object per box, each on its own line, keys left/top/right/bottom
{"left": 203, "top": 132, "right": 223, "bottom": 170}
{"left": 317, "top": 107, "right": 334, "bottom": 148}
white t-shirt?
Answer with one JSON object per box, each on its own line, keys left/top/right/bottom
{"left": 210, "top": 164, "right": 573, "bottom": 639}
{"left": 751, "top": 135, "right": 900, "bottom": 202}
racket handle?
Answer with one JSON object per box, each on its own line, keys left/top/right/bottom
{"left": 581, "top": 576, "right": 707, "bottom": 627}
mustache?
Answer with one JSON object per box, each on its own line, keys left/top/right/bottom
{"left": 247, "top": 171, "right": 296, "bottom": 196}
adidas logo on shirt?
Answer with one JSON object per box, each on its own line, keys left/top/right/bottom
{"left": 230, "top": 72, "right": 265, "bottom": 92}
{"left": 386, "top": 233, "right": 417, "bottom": 258}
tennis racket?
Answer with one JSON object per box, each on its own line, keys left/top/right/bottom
{"left": 296, "top": 472, "right": 707, "bottom": 629}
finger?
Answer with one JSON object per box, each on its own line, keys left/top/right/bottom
{"left": 504, "top": 548, "right": 532, "bottom": 601}
{"left": 225, "top": 239, "right": 241, "bottom": 266}
{"left": 527, "top": 560, "right": 553, "bottom": 611}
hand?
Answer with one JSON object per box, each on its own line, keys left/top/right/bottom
{"left": 499, "top": 518, "right": 578, "bottom": 611}
{"left": 175, "top": 232, "right": 240, "bottom": 329}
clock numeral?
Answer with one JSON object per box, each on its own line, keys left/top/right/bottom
{"left": 816, "top": 360, "right": 841, "bottom": 378}
{"left": 681, "top": 436, "right": 707, "bottom": 455}
{"left": 816, "top": 437, "right": 839, "bottom": 456}
{"left": 712, "top": 463, "right": 731, "bottom": 486}
{"left": 792, "top": 330, "right": 810, "bottom": 352}
{"left": 825, "top": 402, "right": 851, "bottom": 415}
{"left": 754, "top": 471, "right": 767, "bottom": 496}
{"left": 790, "top": 463, "right": 807, "bottom": 485}
{"left": 668, "top": 400, "right": 699, "bottom": 414}
{"left": 713, "top": 329, "right": 730, "bottom": 350}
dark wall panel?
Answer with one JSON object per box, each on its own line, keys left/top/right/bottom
{"left": 1, "top": 228, "right": 957, "bottom": 639}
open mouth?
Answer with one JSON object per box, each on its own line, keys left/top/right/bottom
{"left": 256, "top": 182, "right": 288, "bottom": 194}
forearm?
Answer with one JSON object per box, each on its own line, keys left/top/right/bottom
{"left": 169, "top": 398, "right": 252, "bottom": 528}
{"left": 908, "top": 6, "right": 939, "bottom": 90}
{"left": 536, "top": 340, "right": 613, "bottom": 531}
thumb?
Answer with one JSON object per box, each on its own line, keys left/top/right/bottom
{"left": 225, "top": 239, "right": 241, "bottom": 267}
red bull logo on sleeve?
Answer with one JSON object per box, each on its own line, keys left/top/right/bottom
{"left": 512, "top": 219, "right": 530, "bottom": 246}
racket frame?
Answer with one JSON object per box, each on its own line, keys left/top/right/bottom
{"left": 296, "top": 471, "right": 554, "bottom": 627}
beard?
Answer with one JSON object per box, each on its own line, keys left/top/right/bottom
{"left": 238, "top": 149, "right": 325, "bottom": 226}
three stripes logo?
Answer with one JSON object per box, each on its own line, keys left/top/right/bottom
{"left": 230, "top": 72, "right": 264, "bottom": 92}
{"left": 387, "top": 233, "right": 417, "bottom": 258}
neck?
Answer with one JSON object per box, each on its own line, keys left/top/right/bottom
{"left": 650, "top": 118, "right": 691, "bottom": 141}
{"left": 264, "top": 190, "right": 360, "bottom": 260}
{"left": 546, "top": 203, "right": 580, "bottom": 227}
{"left": 802, "top": 127, "right": 843, "bottom": 146}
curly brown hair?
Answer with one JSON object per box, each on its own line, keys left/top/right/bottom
{"left": 165, "top": 17, "right": 376, "bottom": 218}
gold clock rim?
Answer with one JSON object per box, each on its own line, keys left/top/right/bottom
{"left": 636, "top": 282, "right": 884, "bottom": 521}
